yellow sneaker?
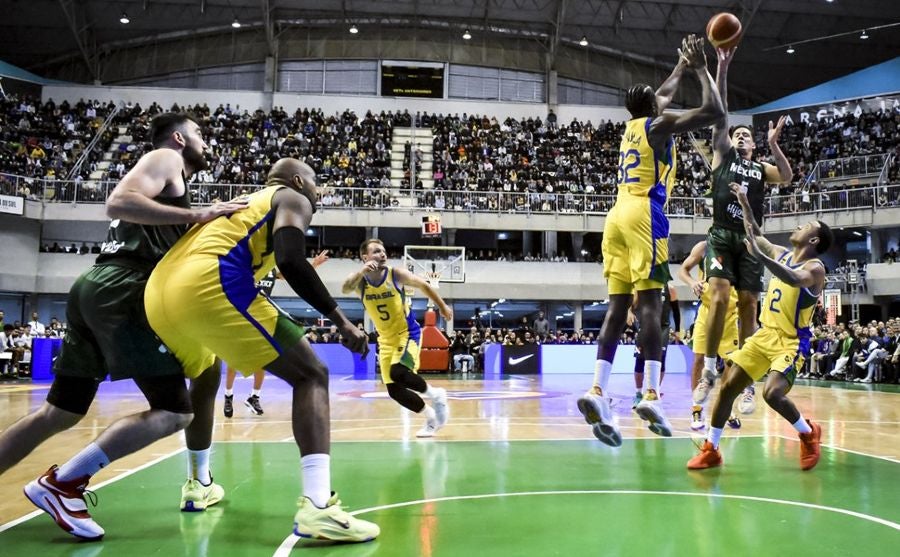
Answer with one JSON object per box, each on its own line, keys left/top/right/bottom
{"left": 180, "top": 478, "right": 225, "bottom": 512}
{"left": 293, "top": 492, "right": 380, "bottom": 542}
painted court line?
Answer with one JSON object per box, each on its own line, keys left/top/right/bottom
{"left": 273, "top": 490, "right": 900, "bottom": 557}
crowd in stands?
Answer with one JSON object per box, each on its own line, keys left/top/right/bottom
{"left": 798, "top": 318, "right": 899, "bottom": 384}
{"left": 2, "top": 93, "right": 897, "bottom": 216}
{"left": 0, "top": 312, "right": 65, "bottom": 379}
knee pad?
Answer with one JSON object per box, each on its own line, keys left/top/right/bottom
{"left": 46, "top": 375, "right": 100, "bottom": 415}
{"left": 134, "top": 375, "right": 193, "bottom": 414}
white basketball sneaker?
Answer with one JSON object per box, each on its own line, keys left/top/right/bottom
{"left": 576, "top": 387, "right": 622, "bottom": 447}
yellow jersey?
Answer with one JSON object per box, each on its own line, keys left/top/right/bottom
{"left": 760, "top": 251, "right": 821, "bottom": 346}
{"left": 617, "top": 117, "right": 676, "bottom": 203}
{"left": 361, "top": 267, "right": 421, "bottom": 341}
{"left": 164, "top": 185, "right": 282, "bottom": 286}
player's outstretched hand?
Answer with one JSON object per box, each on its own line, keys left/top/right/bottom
{"left": 768, "top": 115, "right": 787, "bottom": 145}
{"left": 341, "top": 324, "right": 369, "bottom": 355}
{"left": 312, "top": 249, "right": 330, "bottom": 268}
{"left": 193, "top": 198, "right": 250, "bottom": 223}
{"left": 681, "top": 34, "right": 708, "bottom": 70}
{"left": 716, "top": 45, "right": 737, "bottom": 66}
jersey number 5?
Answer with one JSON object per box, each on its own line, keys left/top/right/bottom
{"left": 376, "top": 304, "right": 390, "bottom": 321}
{"left": 618, "top": 149, "right": 641, "bottom": 185}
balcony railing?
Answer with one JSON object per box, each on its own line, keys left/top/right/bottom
{"left": 2, "top": 172, "right": 900, "bottom": 219}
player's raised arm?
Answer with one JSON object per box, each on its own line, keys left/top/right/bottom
{"left": 710, "top": 46, "right": 736, "bottom": 168}
{"left": 650, "top": 35, "right": 725, "bottom": 140}
{"left": 763, "top": 116, "right": 794, "bottom": 184}
{"left": 729, "top": 182, "right": 786, "bottom": 260}
{"left": 392, "top": 266, "right": 453, "bottom": 322}
{"left": 342, "top": 260, "right": 379, "bottom": 295}
{"left": 654, "top": 47, "right": 688, "bottom": 114}
{"left": 270, "top": 186, "right": 366, "bottom": 355}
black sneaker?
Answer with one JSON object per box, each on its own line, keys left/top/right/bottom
{"left": 223, "top": 395, "right": 233, "bottom": 418}
{"left": 245, "top": 395, "right": 263, "bottom": 416}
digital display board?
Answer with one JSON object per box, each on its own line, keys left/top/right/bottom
{"left": 381, "top": 65, "right": 444, "bottom": 98}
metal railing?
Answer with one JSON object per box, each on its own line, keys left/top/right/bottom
{"left": 804, "top": 153, "right": 888, "bottom": 185}
{"left": 3, "top": 172, "right": 900, "bottom": 218}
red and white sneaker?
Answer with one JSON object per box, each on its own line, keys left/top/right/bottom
{"left": 23, "top": 465, "right": 104, "bottom": 540}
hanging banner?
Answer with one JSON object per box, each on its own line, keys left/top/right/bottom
{"left": 0, "top": 194, "right": 24, "bottom": 215}
{"left": 822, "top": 289, "right": 842, "bottom": 325}
{"left": 753, "top": 93, "right": 900, "bottom": 129}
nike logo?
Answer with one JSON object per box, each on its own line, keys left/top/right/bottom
{"left": 330, "top": 517, "right": 350, "bottom": 529}
{"left": 508, "top": 354, "right": 534, "bottom": 365}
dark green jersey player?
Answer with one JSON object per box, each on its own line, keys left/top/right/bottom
{"left": 696, "top": 45, "right": 793, "bottom": 386}
{"left": 2, "top": 114, "right": 247, "bottom": 537}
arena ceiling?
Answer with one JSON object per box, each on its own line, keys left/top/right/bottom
{"left": 5, "top": 0, "right": 900, "bottom": 109}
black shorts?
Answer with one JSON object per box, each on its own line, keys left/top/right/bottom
{"left": 704, "top": 225, "right": 764, "bottom": 293}
{"left": 54, "top": 264, "right": 184, "bottom": 381}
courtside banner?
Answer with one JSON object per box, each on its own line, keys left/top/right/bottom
{"left": 501, "top": 344, "right": 541, "bottom": 375}
{"left": 0, "top": 194, "right": 24, "bottom": 215}
{"left": 823, "top": 289, "right": 842, "bottom": 325}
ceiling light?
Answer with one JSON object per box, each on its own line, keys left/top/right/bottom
{"left": 786, "top": 45, "right": 795, "bottom": 54}
{"left": 462, "top": 29, "right": 472, "bottom": 40}
{"left": 231, "top": 18, "right": 241, "bottom": 29}
{"left": 579, "top": 36, "right": 588, "bottom": 46}
{"left": 349, "top": 24, "right": 358, "bottom": 34}
{"left": 119, "top": 13, "right": 130, "bottom": 24}
{"left": 860, "top": 29, "right": 869, "bottom": 39}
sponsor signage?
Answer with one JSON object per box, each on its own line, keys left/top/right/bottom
{"left": 0, "top": 194, "right": 24, "bottom": 215}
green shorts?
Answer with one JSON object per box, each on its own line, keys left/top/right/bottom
{"left": 704, "top": 225, "right": 765, "bottom": 293}
{"left": 54, "top": 264, "right": 184, "bottom": 381}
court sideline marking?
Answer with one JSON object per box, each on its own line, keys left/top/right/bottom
{"left": 273, "top": 490, "right": 900, "bottom": 556}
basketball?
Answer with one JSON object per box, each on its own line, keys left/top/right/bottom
{"left": 706, "top": 12, "right": 742, "bottom": 49}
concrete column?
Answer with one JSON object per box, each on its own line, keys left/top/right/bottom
{"left": 571, "top": 233, "right": 585, "bottom": 261}
{"left": 444, "top": 228, "right": 456, "bottom": 247}
{"left": 574, "top": 303, "right": 583, "bottom": 332}
{"left": 365, "top": 227, "right": 379, "bottom": 239}
{"left": 543, "top": 230, "right": 558, "bottom": 258}
{"left": 522, "top": 231, "right": 534, "bottom": 258}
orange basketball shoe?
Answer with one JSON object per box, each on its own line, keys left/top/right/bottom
{"left": 686, "top": 440, "right": 723, "bottom": 470}
{"left": 799, "top": 420, "right": 822, "bottom": 471}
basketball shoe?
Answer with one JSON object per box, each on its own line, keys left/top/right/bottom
{"left": 631, "top": 391, "right": 643, "bottom": 409}
{"left": 635, "top": 389, "right": 672, "bottom": 437}
{"left": 692, "top": 369, "right": 716, "bottom": 405}
{"left": 181, "top": 478, "right": 225, "bottom": 512}
{"left": 737, "top": 386, "right": 756, "bottom": 414}
{"left": 686, "top": 440, "right": 723, "bottom": 470}
{"left": 245, "top": 395, "right": 264, "bottom": 415}
{"left": 690, "top": 405, "right": 705, "bottom": 431}
{"left": 726, "top": 415, "right": 742, "bottom": 429}
{"left": 294, "top": 492, "right": 380, "bottom": 542}
{"left": 799, "top": 420, "right": 822, "bottom": 471}
{"left": 223, "top": 395, "right": 233, "bottom": 418}
{"left": 416, "top": 412, "right": 439, "bottom": 438}
{"left": 577, "top": 386, "right": 622, "bottom": 447}
{"left": 23, "top": 465, "right": 104, "bottom": 540}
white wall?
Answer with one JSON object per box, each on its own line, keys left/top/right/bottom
{"left": 41, "top": 84, "right": 751, "bottom": 125}
{"left": 0, "top": 214, "right": 40, "bottom": 293}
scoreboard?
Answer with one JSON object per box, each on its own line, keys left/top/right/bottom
{"left": 421, "top": 215, "right": 442, "bottom": 238}
{"left": 381, "top": 63, "right": 444, "bottom": 98}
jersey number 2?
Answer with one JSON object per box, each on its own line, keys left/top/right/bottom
{"left": 768, "top": 288, "right": 782, "bottom": 313}
{"left": 618, "top": 149, "right": 641, "bottom": 184}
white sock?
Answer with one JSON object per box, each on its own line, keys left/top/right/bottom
{"left": 250, "top": 389, "right": 261, "bottom": 397}
{"left": 188, "top": 448, "right": 212, "bottom": 485}
{"left": 708, "top": 427, "right": 724, "bottom": 449}
{"left": 703, "top": 356, "right": 717, "bottom": 372}
{"left": 793, "top": 416, "right": 813, "bottom": 434}
{"left": 644, "top": 360, "right": 662, "bottom": 393}
{"left": 424, "top": 384, "right": 436, "bottom": 399}
{"left": 423, "top": 406, "right": 436, "bottom": 420}
{"left": 224, "top": 389, "right": 234, "bottom": 397}
{"left": 593, "top": 360, "right": 612, "bottom": 393}
{"left": 57, "top": 443, "right": 110, "bottom": 482}
{"left": 301, "top": 453, "right": 331, "bottom": 508}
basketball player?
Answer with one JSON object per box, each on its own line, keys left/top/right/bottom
{"left": 577, "top": 34, "right": 725, "bottom": 445}
{"left": 688, "top": 183, "right": 831, "bottom": 470}
{"left": 142, "top": 158, "right": 378, "bottom": 542}
{"left": 9, "top": 114, "right": 247, "bottom": 541}
{"left": 677, "top": 240, "right": 742, "bottom": 430}
{"left": 342, "top": 239, "right": 451, "bottom": 438}
{"left": 222, "top": 252, "right": 328, "bottom": 418}
{"left": 695, "top": 45, "right": 793, "bottom": 408}
{"left": 629, "top": 284, "right": 680, "bottom": 409}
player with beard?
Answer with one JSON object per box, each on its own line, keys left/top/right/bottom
{"left": 11, "top": 113, "right": 247, "bottom": 541}
{"left": 692, "top": 46, "right": 793, "bottom": 410}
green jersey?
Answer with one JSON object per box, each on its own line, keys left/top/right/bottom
{"left": 711, "top": 147, "right": 766, "bottom": 231}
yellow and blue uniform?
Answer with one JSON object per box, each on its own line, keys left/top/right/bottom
{"left": 602, "top": 117, "right": 676, "bottom": 294}
{"left": 692, "top": 260, "right": 740, "bottom": 358}
{"left": 360, "top": 267, "right": 421, "bottom": 383}
{"left": 145, "top": 186, "right": 304, "bottom": 378}
{"left": 729, "top": 251, "right": 821, "bottom": 384}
